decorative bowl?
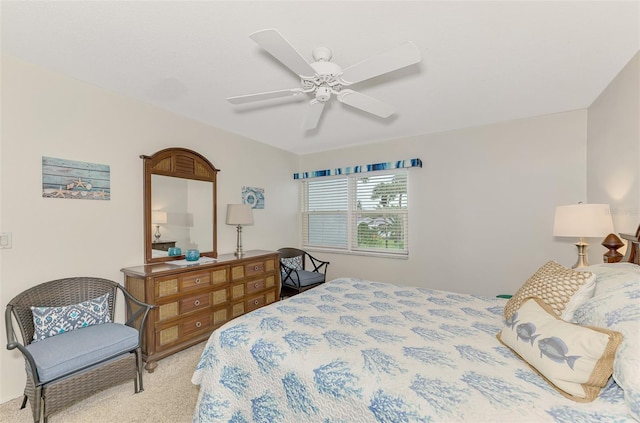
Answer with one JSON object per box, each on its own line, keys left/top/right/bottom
{"left": 168, "top": 247, "right": 182, "bottom": 257}
{"left": 185, "top": 249, "right": 200, "bottom": 261}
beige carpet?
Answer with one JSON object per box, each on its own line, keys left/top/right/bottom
{"left": 0, "top": 342, "right": 206, "bottom": 423}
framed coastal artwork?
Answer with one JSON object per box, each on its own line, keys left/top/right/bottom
{"left": 242, "top": 186, "right": 264, "bottom": 209}
{"left": 42, "top": 156, "right": 111, "bottom": 200}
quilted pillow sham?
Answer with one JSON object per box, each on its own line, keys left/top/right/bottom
{"left": 581, "top": 262, "right": 640, "bottom": 297}
{"left": 498, "top": 297, "right": 622, "bottom": 402}
{"left": 572, "top": 272, "right": 640, "bottom": 420}
{"left": 504, "top": 261, "right": 596, "bottom": 321}
{"left": 31, "top": 293, "right": 111, "bottom": 342}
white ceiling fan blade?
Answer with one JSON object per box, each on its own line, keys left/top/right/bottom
{"left": 227, "top": 88, "right": 304, "bottom": 104}
{"left": 303, "top": 99, "right": 326, "bottom": 130}
{"left": 337, "top": 89, "right": 395, "bottom": 118}
{"left": 250, "top": 29, "right": 316, "bottom": 78}
{"left": 340, "top": 41, "right": 421, "bottom": 85}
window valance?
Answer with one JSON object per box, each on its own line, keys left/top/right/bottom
{"left": 293, "top": 158, "right": 422, "bottom": 180}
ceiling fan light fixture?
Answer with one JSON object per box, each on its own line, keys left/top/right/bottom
{"left": 315, "top": 86, "right": 331, "bottom": 102}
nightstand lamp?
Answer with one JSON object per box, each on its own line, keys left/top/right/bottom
{"left": 226, "top": 204, "right": 254, "bottom": 258}
{"left": 553, "top": 203, "right": 614, "bottom": 268}
{"left": 151, "top": 211, "right": 167, "bottom": 243}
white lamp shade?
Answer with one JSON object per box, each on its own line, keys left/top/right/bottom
{"left": 151, "top": 211, "right": 168, "bottom": 224}
{"left": 553, "top": 204, "right": 614, "bottom": 238}
{"left": 226, "top": 204, "right": 254, "bottom": 225}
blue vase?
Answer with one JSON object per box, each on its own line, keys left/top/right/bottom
{"left": 185, "top": 249, "right": 200, "bottom": 261}
{"left": 168, "top": 247, "right": 182, "bottom": 257}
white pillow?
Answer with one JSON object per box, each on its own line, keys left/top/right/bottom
{"left": 581, "top": 262, "right": 640, "bottom": 296}
{"left": 498, "top": 297, "right": 622, "bottom": 402}
{"left": 572, "top": 275, "right": 640, "bottom": 420}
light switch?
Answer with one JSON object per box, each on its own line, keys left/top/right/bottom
{"left": 0, "top": 232, "right": 12, "bottom": 249}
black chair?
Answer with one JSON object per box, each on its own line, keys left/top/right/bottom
{"left": 278, "top": 248, "right": 330, "bottom": 297}
{"left": 5, "top": 277, "right": 153, "bottom": 423}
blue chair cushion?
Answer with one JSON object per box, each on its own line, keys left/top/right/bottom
{"left": 284, "top": 270, "right": 325, "bottom": 288}
{"left": 25, "top": 322, "right": 139, "bottom": 383}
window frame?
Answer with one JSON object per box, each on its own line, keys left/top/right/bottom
{"left": 300, "top": 169, "right": 409, "bottom": 259}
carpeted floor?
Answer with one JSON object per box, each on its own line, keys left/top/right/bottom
{"left": 0, "top": 342, "right": 206, "bottom": 423}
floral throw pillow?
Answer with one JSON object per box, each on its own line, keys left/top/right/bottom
{"left": 31, "top": 293, "right": 111, "bottom": 342}
{"left": 281, "top": 256, "right": 303, "bottom": 271}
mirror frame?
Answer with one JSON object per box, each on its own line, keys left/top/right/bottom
{"left": 142, "top": 147, "right": 219, "bottom": 264}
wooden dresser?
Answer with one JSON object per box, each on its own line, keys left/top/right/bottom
{"left": 121, "top": 250, "right": 280, "bottom": 371}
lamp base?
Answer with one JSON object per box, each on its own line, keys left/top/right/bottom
{"left": 572, "top": 241, "right": 590, "bottom": 269}
{"left": 234, "top": 225, "right": 244, "bottom": 258}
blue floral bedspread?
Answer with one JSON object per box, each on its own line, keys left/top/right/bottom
{"left": 192, "top": 278, "right": 631, "bottom": 422}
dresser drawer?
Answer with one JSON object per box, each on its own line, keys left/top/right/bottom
{"left": 180, "top": 292, "right": 210, "bottom": 314}
{"left": 156, "top": 311, "right": 214, "bottom": 350}
{"left": 246, "top": 278, "right": 265, "bottom": 294}
{"left": 246, "top": 294, "right": 266, "bottom": 312}
{"left": 181, "top": 312, "right": 213, "bottom": 337}
{"left": 245, "top": 261, "right": 265, "bottom": 277}
{"left": 180, "top": 270, "right": 211, "bottom": 291}
{"left": 246, "top": 289, "right": 277, "bottom": 312}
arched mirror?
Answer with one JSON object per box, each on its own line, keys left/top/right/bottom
{"left": 142, "top": 147, "right": 219, "bottom": 264}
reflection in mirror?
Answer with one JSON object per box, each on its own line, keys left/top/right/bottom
{"left": 151, "top": 175, "right": 213, "bottom": 259}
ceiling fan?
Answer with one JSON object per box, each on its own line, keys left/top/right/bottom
{"left": 227, "top": 29, "right": 422, "bottom": 130}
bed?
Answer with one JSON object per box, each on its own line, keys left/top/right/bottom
{"left": 192, "top": 234, "right": 640, "bottom": 422}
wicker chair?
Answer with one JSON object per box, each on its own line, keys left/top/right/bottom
{"left": 278, "top": 247, "right": 330, "bottom": 297}
{"left": 5, "top": 277, "right": 153, "bottom": 423}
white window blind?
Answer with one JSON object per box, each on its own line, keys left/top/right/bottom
{"left": 301, "top": 170, "right": 408, "bottom": 256}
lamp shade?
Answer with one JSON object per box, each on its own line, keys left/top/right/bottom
{"left": 226, "top": 204, "right": 254, "bottom": 225}
{"left": 553, "top": 204, "right": 614, "bottom": 238}
{"left": 151, "top": 211, "right": 168, "bottom": 224}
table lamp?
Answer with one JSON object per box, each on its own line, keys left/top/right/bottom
{"left": 226, "top": 204, "right": 254, "bottom": 257}
{"left": 151, "top": 211, "right": 168, "bottom": 243}
{"left": 553, "top": 203, "right": 614, "bottom": 268}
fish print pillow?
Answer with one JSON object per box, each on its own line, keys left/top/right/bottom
{"left": 497, "top": 297, "right": 622, "bottom": 402}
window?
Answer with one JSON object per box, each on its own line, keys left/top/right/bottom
{"left": 301, "top": 170, "right": 408, "bottom": 257}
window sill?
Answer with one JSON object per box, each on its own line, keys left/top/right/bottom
{"left": 304, "top": 247, "right": 409, "bottom": 260}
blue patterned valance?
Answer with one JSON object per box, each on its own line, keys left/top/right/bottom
{"left": 294, "top": 158, "right": 422, "bottom": 180}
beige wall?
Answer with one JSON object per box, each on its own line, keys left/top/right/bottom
{"left": 587, "top": 51, "right": 640, "bottom": 234}
{"left": 0, "top": 55, "right": 299, "bottom": 402}
{"left": 300, "top": 111, "right": 589, "bottom": 295}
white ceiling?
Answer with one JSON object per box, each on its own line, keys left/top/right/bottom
{"left": 2, "top": 1, "right": 639, "bottom": 155}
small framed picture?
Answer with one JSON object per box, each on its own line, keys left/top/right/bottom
{"left": 242, "top": 186, "right": 264, "bottom": 209}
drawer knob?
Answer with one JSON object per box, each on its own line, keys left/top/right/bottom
{"left": 195, "top": 321, "right": 202, "bottom": 328}
{"left": 254, "top": 299, "right": 259, "bottom": 305}
{"left": 254, "top": 283, "right": 259, "bottom": 289}
{"left": 195, "top": 278, "right": 201, "bottom": 284}
{"left": 254, "top": 266, "right": 259, "bottom": 271}
{"left": 194, "top": 300, "right": 201, "bottom": 306}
